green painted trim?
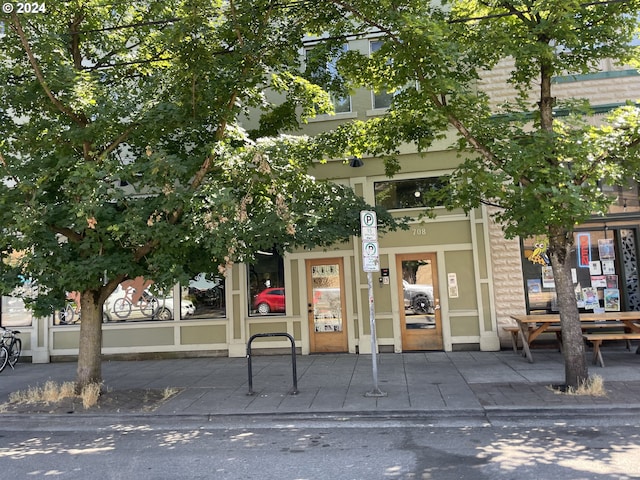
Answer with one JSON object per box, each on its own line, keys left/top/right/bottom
{"left": 552, "top": 69, "right": 640, "bottom": 84}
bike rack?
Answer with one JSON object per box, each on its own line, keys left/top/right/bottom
{"left": 246, "top": 332, "right": 298, "bottom": 396}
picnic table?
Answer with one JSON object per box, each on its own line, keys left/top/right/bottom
{"left": 510, "top": 312, "right": 640, "bottom": 364}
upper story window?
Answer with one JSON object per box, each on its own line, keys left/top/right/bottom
{"left": 370, "top": 40, "right": 393, "bottom": 110}
{"left": 602, "top": 180, "right": 640, "bottom": 215}
{"left": 374, "top": 177, "right": 447, "bottom": 210}
{"left": 306, "top": 44, "right": 351, "bottom": 114}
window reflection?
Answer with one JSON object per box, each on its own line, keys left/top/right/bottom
{"left": 249, "top": 250, "right": 285, "bottom": 316}
{"left": 374, "top": 177, "right": 447, "bottom": 210}
{"left": 186, "top": 273, "right": 225, "bottom": 319}
{"left": 101, "top": 277, "right": 195, "bottom": 323}
{"left": 1, "top": 296, "right": 33, "bottom": 327}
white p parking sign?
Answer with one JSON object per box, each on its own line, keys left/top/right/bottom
{"left": 360, "top": 211, "right": 379, "bottom": 272}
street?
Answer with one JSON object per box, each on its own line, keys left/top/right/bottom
{"left": 0, "top": 414, "right": 638, "bottom": 479}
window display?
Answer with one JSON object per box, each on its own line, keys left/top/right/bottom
{"left": 522, "top": 228, "right": 639, "bottom": 313}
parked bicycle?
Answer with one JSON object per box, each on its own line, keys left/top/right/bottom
{"left": 0, "top": 327, "right": 21, "bottom": 372}
{"left": 0, "top": 344, "right": 7, "bottom": 373}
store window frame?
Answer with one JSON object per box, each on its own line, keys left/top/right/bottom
{"left": 521, "top": 225, "right": 640, "bottom": 314}
{"left": 248, "top": 249, "right": 286, "bottom": 317}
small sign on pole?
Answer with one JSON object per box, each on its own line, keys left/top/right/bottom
{"left": 360, "top": 211, "right": 379, "bottom": 273}
{"left": 359, "top": 210, "right": 386, "bottom": 397}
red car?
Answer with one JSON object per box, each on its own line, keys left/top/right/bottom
{"left": 253, "top": 288, "right": 285, "bottom": 315}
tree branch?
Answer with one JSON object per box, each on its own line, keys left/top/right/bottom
{"left": 97, "top": 124, "right": 139, "bottom": 162}
{"left": 10, "top": 13, "right": 87, "bottom": 127}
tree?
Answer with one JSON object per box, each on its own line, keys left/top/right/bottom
{"left": 0, "top": 1, "right": 403, "bottom": 390}
{"left": 322, "top": 0, "right": 640, "bottom": 387}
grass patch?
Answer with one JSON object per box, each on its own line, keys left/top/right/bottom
{"left": 162, "top": 387, "right": 179, "bottom": 401}
{"left": 6, "top": 380, "right": 103, "bottom": 409}
{"left": 549, "top": 374, "right": 607, "bottom": 397}
{"left": 80, "top": 382, "right": 102, "bottom": 409}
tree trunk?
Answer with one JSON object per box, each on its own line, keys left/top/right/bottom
{"left": 548, "top": 233, "right": 589, "bottom": 388}
{"left": 76, "top": 289, "right": 103, "bottom": 392}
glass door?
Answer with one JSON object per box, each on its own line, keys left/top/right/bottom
{"left": 306, "top": 258, "right": 348, "bottom": 353}
{"left": 396, "top": 253, "right": 443, "bottom": 350}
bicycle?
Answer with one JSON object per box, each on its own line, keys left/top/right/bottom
{"left": 0, "top": 327, "right": 20, "bottom": 372}
{"left": 113, "top": 287, "right": 159, "bottom": 319}
{"left": 0, "top": 344, "right": 7, "bottom": 373}
{"left": 58, "top": 301, "right": 81, "bottom": 324}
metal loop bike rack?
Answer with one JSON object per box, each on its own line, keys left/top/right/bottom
{"left": 247, "top": 332, "right": 298, "bottom": 396}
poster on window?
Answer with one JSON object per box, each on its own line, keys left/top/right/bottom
{"left": 604, "top": 288, "right": 620, "bottom": 311}
{"left": 527, "top": 279, "right": 542, "bottom": 293}
{"left": 602, "top": 259, "right": 616, "bottom": 275}
{"left": 598, "top": 238, "right": 615, "bottom": 260}
{"left": 542, "top": 266, "right": 555, "bottom": 288}
{"left": 575, "top": 284, "right": 585, "bottom": 308}
{"left": 582, "top": 287, "right": 599, "bottom": 310}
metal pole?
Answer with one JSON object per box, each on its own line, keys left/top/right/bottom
{"left": 365, "top": 271, "right": 386, "bottom": 397}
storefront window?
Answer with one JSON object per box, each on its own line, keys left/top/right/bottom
{"left": 248, "top": 250, "right": 285, "bottom": 316}
{"left": 1, "top": 275, "right": 35, "bottom": 327}
{"left": 186, "top": 273, "right": 225, "bottom": 319}
{"left": 1, "top": 296, "right": 33, "bottom": 327}
{"left": 522, "top": 228, "right": 639, "bottom": 313}
{"left": 100, "top": 277, "right": 192, "bottom": 323}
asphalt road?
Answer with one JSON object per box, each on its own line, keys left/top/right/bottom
{"left": 0, "top": 414, "right": 638, "bottom": 479}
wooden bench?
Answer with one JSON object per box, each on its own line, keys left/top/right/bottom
{"left": 503, "top": 326, "right": 520, "bottom": 352}
{"left": 582, "top": 333, "right": 640, "bottom": 367}
{"left": 503, "top": 325, "right": 562, "bottom": 353}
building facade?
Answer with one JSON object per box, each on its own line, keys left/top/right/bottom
{"left": 3, "top": 38, "right": 639, "bottom": 362}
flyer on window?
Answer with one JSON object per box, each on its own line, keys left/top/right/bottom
{"left": 528, "top": 279, "right": 542, "bottom": 293}
{"left": 542, "top": 266, "right": 555, "bottom": 288}
{"left": 582, "top": 287, "right": 599, "bottom": 310}
{"left": 604, "top": 288, "right": 620, "bottom": 311}
{"left": 598, "top": 238, "right": 615, "bottom": 260}
{"left": 602, "top": 259, "right": 616, "bottom": 275}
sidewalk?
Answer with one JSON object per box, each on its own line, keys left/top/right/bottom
{"left": 1, "top": 347, "right": 640, "bottom": 418}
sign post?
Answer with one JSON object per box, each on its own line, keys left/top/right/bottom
{"left": 360, "top": 211, "right": 386, "bottom": 397}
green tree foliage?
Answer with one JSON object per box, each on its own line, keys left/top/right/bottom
{"left": 322, "top": 0, "right": 640, "bottom": 387}
{"left": 0, "top": 1, "right": 403, "bottom": 389}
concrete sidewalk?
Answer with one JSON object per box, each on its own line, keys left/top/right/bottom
{"left": 1, "top": 348, "right": 640, "bottom": 417}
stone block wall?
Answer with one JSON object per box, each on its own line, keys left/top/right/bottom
{"left": 486, "top": 207, "right": 527, "bottom": 348}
